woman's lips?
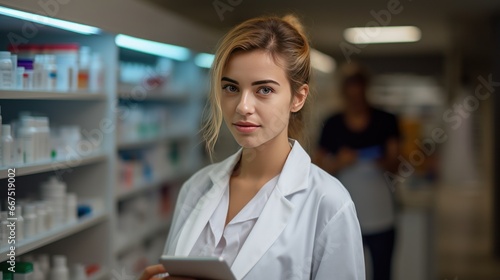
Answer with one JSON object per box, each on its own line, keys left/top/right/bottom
{"left": 233, "top": 122, "right": 260, "bottom": 133}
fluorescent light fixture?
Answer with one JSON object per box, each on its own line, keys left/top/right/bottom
{"left": 0, "top": 6, "right": 100, "bottom": 35}
{"left": 311, "top": 49, "right": 336, "bottom": 73}
{"left": 344, "top": 26, "right": 421, "bottom": 44}
{"left": 194, "top": 53, "right": 215, "bottom": 68}
{"left": 115, "top": 34, "right": 190, "bottom": 61}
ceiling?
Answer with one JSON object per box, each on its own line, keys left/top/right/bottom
{"left": 142, "top": 0, "right": 500, "bottom": 60}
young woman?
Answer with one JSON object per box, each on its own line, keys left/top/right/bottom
{"left": 140, "top": 15, "right": 365, "bottom": 280}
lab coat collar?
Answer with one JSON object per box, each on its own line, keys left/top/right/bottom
{"left": 175, "top": 139, "right": 312, "bottom": 279}
{"left": 208, "top": 139, "right": 311, "bottom": 197}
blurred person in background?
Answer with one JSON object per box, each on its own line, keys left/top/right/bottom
{"left": 314, "top": 62, "right": 401, "bottom": 280}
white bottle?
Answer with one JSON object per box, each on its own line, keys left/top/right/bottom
{"left": 70, "top": 263, "right": 87, "bottom": 280}
{"left": 41, "top": 176, "right": 66, "bottom": 226}
{"left": 11, "top": 54, "right": 17, "bottom": 88}
{"left": 2, "top": 124, "right": 14, "bottom": 167}
{"left": 32, "top": 260, "right": 45, "bottom": 280}
{"left": 23, "top": 204, "right": 37, "bottom": 238}
{"left": 0, "top": 211, "right": 9, "bottom": 246}
{"left": 50, "top": 255, "right": 69, "bottom": 280}
{"left": 66, "top": 193, "right": 77, "bottom": 223}
{"left": 44, "top": 202, "right": 54, "bottom": 231}
{"left": 89, "top": 53, "right": 103, "bottom": 93}
{"left": 33, "top": 55, "right": 45, "bottom": 90}
{"left": 39, "top": 117, "right": 51, "bottom": 162}
{"left": 35, "top": 202, "right": 47, "bottom": 234}
{"left": 32, "top": 118, "right": 40, "bottom": 162}
{"left": 16, "top": 66, "right": 25, "bottom": 89}
{"left": 45, "top": 55, "right": 57, "bottom": 91}
{"left": 37, "top": 254, "right": 50, "bottom": 280}
{"left": 20, "top": 116, "right": 37, "bottom": 164}
{"left": 15, "top": 205, "right": 24, "bottom": 241}
{"left": 0, "top": 51, "right": 12, "bottom": 89}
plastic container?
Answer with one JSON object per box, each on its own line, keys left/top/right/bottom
{"left": 70, "top": 264, "right": 87, "bottom": 280}
{"left": 77, "top": 46, "right": 91, "bottom": 90}
{"left": 40, "top": 176, "right": 67, "bottom": 226}
{"left": 2, "top": 272, "right": 12, "bottom": 280}
{"left": 66, "top": 193, "right": 77, "bottom": 223}
{"left": 16, "top": 66, "right": 25, "bottom": 89}
{"left": 45, "top": 55, "right": 57, "bottom": 91}
{"left": 1, "top": 124, "right": 14, "bottom": 166}
{"left": 50, "top": 255, "right": 69, "bottom": 280}
{"left": 38, "top": 117, "right": 51, "bottom": 162}
{"left": 35, "top": 202, "right": 47, "bottom": 234}
{"left": 15, "top": 205, "right": 24, "bottom": 241}
{"left": 0, "top": 211, "right": 9, "bottom": 246}
{"left": 49, "top": 44, "right": 79, "bottom": 92}
{"left": 89, "top": 53, "right": 103, "bottom": 93}
{"left": 20, "top": 116, "right": 37, "bottom": 164}
{"left": 18, "top": 59, "right": 34, "bottom": 90}
{"left": 37, "top": 254, "right": 50, "bottom": 279}
{"left": 33, "top": 55, "right": 45, "bottom": 90}
{"left": 13, "top": 262, "right": 34, "bottom": 280}
{"left": 23, "top": 204, "right": 37, "bottom": 238}
{"left": 11, "top": 54, "right": 17, "bottom": 88}
{"left": 0, "top": 51, "right": 12, "bottom": 89}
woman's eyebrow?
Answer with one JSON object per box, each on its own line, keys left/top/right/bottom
{"left": 221, "top": 77, "right": 238, "bottom": 84}
{"left": 252, "top": 80, "right": 280, "bottom": 86}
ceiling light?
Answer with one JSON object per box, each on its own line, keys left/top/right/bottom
{"left": 115, "top": 34, "right": 190, "bottom": 61}
{"left": 194, "top": 53, "right": 215, "bottom": 68}
{"left": 344, "top": 26, "right": 421, "bottom": 44}
{"left": 0, "top": 6, "right": 100, "bottom": 35}
{"left": 311, "top": 49, "right": 336, "bottom": 73}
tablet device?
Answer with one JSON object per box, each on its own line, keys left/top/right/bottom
{"left": 159, "top": 255, "right": 237, "bottom": 280}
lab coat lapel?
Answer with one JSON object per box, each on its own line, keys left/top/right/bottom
{"left": 231, "top": 140, "right": 310, "bottom": 279}
{"left": 174, "top": 150, "right": 242, "bottom": 256}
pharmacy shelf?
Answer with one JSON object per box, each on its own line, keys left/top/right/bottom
{"left": 114, "top": 217, "right": 171, "bottom": 255}
{"left": 117, "top": 129, "right": 192, "bottom": 150}
{"left": 0, "top": 152, "right": 108, "bottom": 179}
{"left": 116, "top": 167, "right": 194, "bottom": 200}
{"left": 118, "top": 85, "right": 189, "bottom": 102}
{"left": 0, "top": 213, "right": 107, "bottom": 262}
{"left": 0, "top": 90, "right": 106, "bottom": 100}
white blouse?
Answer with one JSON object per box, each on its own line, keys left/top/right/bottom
{"left": 189, "top": 174, "right": 280, "bottom": 266}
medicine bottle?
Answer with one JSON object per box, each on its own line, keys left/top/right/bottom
{"left": 0, "top": 51, "right": 12, "bottom": 89}
{"left": 1, "top": 124, "right": 14, "bottom": 167}
{"left": 50, "top": 255, "right": 69, "bottom": 280}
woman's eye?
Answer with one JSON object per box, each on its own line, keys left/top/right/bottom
{"left": 257, "top": 87, "right": 274, "bottom": 95}
{"left": 222, "top": 84, "right": 238, "bottom": 93}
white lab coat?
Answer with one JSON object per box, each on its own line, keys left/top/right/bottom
{"left": 163, "top": 140, "right": 365, "bottom": 280}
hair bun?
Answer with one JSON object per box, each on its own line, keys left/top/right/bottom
{"left": 282, "top": 14, "right": 306, "bottom": 36}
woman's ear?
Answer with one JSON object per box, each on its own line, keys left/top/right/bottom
{"left": 291, "top": 84, "right": 309, "bottom": 113}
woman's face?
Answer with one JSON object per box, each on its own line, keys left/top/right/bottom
{"left": 220, "top": 50, "right": 305, "bottom": 149}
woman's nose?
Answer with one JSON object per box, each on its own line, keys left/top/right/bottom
{"left": 236, "top": 91, "right": 255, "bottom": 115}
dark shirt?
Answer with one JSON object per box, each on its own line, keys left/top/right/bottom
{"left": 319, "top": 108, "right": 400, "bottom": 160}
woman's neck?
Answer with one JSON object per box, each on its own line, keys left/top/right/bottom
{"left": 235, "top": 134, "right": 291, "bottom": 182}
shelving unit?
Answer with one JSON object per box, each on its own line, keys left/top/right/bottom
{"left": 0, "top": 213, "right": 107, "bottom": 262}
{"left": 0, "top": 152, "right": 107, "bottom": 179}
{"left": 0, "top": 4, "right": 209, "bottom": 276}
{"left": 0, "top": 90, "right": 107, "bottom": 100}
{"left": 116, "top": 128, "right": 192, "bottom": 150}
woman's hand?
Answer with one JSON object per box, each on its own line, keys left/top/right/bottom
{"left": 138, "top": 264, "right": 196, "bottom": 280}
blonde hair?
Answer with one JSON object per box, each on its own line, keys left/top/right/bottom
{"left": 202, "top": 14, "right": 312, "bottom": 159}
